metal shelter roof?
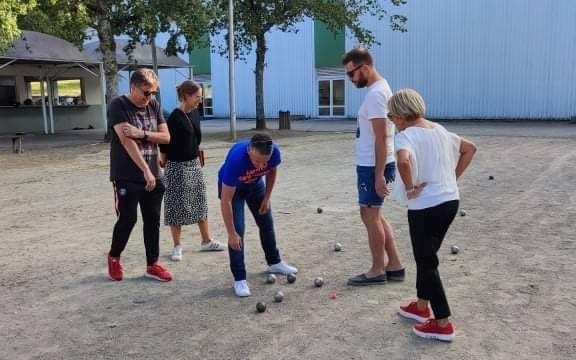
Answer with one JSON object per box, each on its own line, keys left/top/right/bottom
{"left": 0, "top": 31, "right": 99, "bottom": 65}
{"left": 83, "top": 40, "right": 190, "bottom": 70}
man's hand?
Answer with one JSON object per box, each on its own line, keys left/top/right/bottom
{"left": 144, "top": 169, "right": 156, "bottom": 191}
{"left": 122, "top": 124, "right": 144, "bottom": 139}
{"left": 228, "top": 232, "right": 242, "bottom": 251}
{"left": 258, "top": 196, "right": 271, "bottom": 215}
{"left": 375, "top": 176, "right": 390, "bottom": 197}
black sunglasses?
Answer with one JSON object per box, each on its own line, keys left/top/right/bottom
{"left": 346, "top": 63, "right": 365, "bottom": 78}
{"left": 141, "top": 88, "right": 158, "bottom": 97}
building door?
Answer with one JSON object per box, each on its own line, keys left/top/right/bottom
{"left": 201, "top": 83, "right": 213, "bottom": 117}
{"left": 318, "top": 79, "right": 345, "bottom": 117}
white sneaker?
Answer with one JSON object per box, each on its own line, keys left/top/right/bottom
{"left": 171, "top": 246, "right": 183, "bottom": 261}
{"left": 201, "top": 240, "right": 227, "bottom": 252}
{"left": 267, "top": 261, "right": 298, "bottom": 275}
{"left": 234, "top": 280, "right": 251, "bottom": 297}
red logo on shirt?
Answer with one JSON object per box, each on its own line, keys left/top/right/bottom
{"left": 238, "top": 166, "right": 270, "bottom": 183}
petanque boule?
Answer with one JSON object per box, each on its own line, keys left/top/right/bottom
{"left": 459, "top": 210, "right": 467, "bottom": 217}
{"left": 273, "top": 291, "right": 284, "bottom": 303}
{"left": 334, "top": 242, "right": 342, "bottom": 252}
{"left": 489, "top": 175, "right": 494, "bottom": 180}
{"left": 256, "top": 302, "right": 267, "bottom": 313}
{"left": 287, "top": 273, "right": 297, "bottom": 284}
{"left": 451, "top": 245, "right": 460, "bottom": 254}
{"left": 317, "top": 207, "right": 323, "bottom": 214}
{"left": 314, "top": 277, "right": 324, "bottom": 287}
{"left": 266, "top": 274, "right": 277, "bottom": 284}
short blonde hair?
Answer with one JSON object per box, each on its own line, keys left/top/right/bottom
{"left": 130, "top": 68, "right": 159, "bottom": 88}
{"left": 388, "top": 88, "right": 426, "bottom": 121}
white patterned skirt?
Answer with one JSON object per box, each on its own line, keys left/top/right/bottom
{"left": 163, "top": 159, "right": 208, "bottom": 225}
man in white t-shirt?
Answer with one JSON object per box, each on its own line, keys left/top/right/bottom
{"left": 342, "top": 48, "right": 404, "bottom": 286}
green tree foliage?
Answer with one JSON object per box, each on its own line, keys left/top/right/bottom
{"left": 0, "top": 0, "right": 37, "bottom": 53}
{"left": 17, "top": 0, "right": 92, "bottom": 48}
{"left": 118, "top": 0, "right": 212, "bottom": 55}
{"left": 209, "top": 0, "right": 407, "bottom": 129}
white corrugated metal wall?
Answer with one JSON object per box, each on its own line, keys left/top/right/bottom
{"left": 346, "top": 0, "right": 576, "bottom": 119}
{"left": 211, "top": 21, "right": 316, "bottom": 118}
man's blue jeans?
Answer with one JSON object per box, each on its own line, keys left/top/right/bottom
{"left": 219, "top": 180, "right": 281, "bottom": 281}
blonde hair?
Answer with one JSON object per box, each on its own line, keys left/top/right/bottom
{"left": 388, "top": 88, "right": 426, "bottom": 121}
{"left": 130, "top": 68, "right": 159, "bottom": 88}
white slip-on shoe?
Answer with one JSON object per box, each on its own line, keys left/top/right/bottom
{"left": 201, "top": 239, "right": 227, "bottom": 252}
{"left": 267, "top": 261, "right": 298, "bottom": 274}
{"left": 171, "top": 246, "right": 183, "bottom": 261}
{"left": 234, "top": 280, "right": 251, "bottom": 297}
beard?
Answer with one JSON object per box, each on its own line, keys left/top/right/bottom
{"left": 355, "top": 76, "right": 368, "bottom": 88}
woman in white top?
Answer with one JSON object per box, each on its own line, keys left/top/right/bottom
{"left": 388, "top": 89, "right": 476, "bottom": 342}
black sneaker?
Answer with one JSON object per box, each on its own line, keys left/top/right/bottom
{"left": 386, "top": 268, "right": 406, "bottom": 282}
{"left": 347, "top": 273, "right": 387, "bottom": 286}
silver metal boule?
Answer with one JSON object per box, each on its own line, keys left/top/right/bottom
{"left": 314, "top": 277, "right": 324, "bottom": 287}
{"left": 273, "top": 291, "right": 284, "bottom": 303}
{"left": 256, "top": 302, "right": 267, "bottom": 313}
{"left": 266, "top": 274, "right": 277, "bottom": 284}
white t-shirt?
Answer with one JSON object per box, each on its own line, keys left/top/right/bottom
{"left": 356, "top": 79, "right": 396, "bottom": 166}
{"left": 393, "top": 124, "right": 462, "bottom": 210}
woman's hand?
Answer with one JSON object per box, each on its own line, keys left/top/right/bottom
{"left": 406, "top": 183, "right": 427, "bottom": 200}
{"left": 159, "top": 153, "right": 167, "bottom": 168}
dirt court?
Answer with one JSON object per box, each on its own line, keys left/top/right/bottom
{"left": 0, "top": 123, "right": 575, "bottom": 360}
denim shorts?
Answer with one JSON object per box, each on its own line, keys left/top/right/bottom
{"left": 357, "top": 162, "right": 396, "bottom": 208}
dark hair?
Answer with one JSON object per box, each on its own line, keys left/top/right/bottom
{"left": 129, "top": 68, "right": 159, "bottom": 88}
{"left": 341, "top": 47, "right": 373, "bottom": 66}
{"left": 176, "top": 80, "right": 201, "bottom": 101}
{"left": 250, "top": 133, "right": 273, "bottom": 155}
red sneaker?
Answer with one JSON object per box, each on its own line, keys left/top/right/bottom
{"left": 108, "top": 255, "right": 123, "bottom": 281}
{"left": 145, "top": 262, "right": 172, "bottom": 282}
{"left": 398, "top": 301, "right": 431, "bottom": 323}
{"left": 413, "top": 319, "right": 455, "bottom": 342}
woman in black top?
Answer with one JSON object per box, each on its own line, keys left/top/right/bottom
{"left": 160, "top": 80, "right": 226, "bottom": 262}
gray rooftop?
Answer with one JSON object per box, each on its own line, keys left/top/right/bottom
{"left": 0, "top": 31, "right": 97, "bottom": 64}
{"left": 83, "top": 40, "right": 190, "bottom": 69}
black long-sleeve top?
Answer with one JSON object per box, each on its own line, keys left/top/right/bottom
{"left": 159, "top": 108, "right": 202, "bottom": 161}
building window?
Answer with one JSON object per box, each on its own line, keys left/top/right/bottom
{"left": 52, "top": 79, "right": 85, "bottom": 106}
{"left": 24, "top": 78, "right": 44, "bottom": 105}
{"left": 24, "top": 78, "right": 86, "bottom": 106}
{"left": 318, "top": 79, "right": 345, "bottom": 117}
{"left": 201, "top": 83, "right": 213, "bottom": 117}
{"left": 0, "top": 76, "right": 17, "bottom": 107}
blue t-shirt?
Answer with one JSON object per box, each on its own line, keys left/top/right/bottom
{"left": 218, "top": 140, "right": 281, "bottom": 187}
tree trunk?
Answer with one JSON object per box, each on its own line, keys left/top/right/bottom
{"left": 255, "top": 32, "right": 266, "bottom": 129}
{"left": 95, "top": 0, "right": 118, "bottom": 140}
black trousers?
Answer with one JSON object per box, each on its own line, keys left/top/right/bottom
{"left": 110, "top": 180, "right": 165, "bottom": 266}
{"left": 408, "top": 200, "right": 459, "bottom": 320}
